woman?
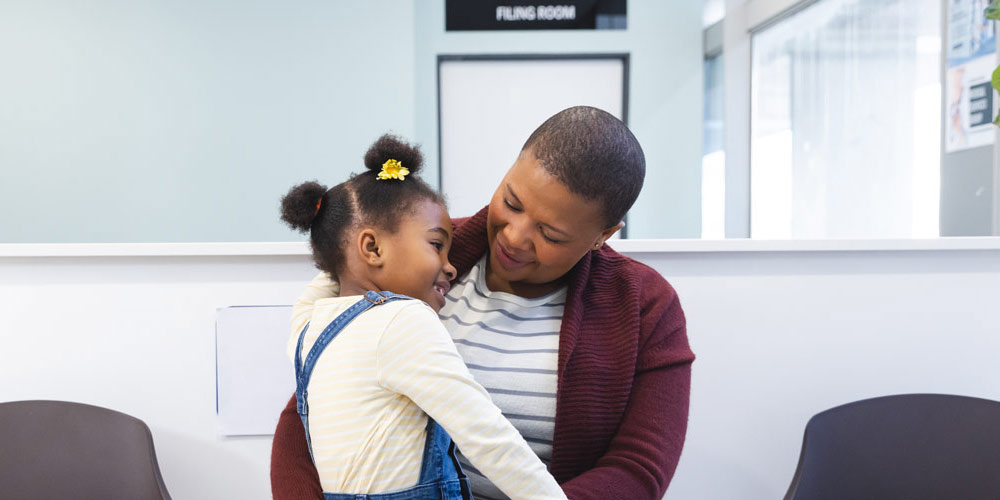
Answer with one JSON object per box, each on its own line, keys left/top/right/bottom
{"left": 272, "top": 106, "right": 695, "bottom": 500}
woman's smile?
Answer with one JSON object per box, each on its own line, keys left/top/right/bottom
{"left": 485, "top": 149, "right": 621, "bottom": 298}
{"left": 493, "top": 238, "right": 532, "bottom": 271}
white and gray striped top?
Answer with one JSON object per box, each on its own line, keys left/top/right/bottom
{"left": 439, "top": 256, "right": 566, "bottom": 500}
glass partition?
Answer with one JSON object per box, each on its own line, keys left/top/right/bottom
{"left": 750, "top": 0, "right": 942, "bottom": 238}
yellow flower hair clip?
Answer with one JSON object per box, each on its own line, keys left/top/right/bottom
{"left": 377, "top": 159, "right": 409, "bottom": 181}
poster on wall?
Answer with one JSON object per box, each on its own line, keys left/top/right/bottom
{"left": 446, "top": 0, "right": 626, "bottom": 31}
{"left": 946, "top": 0, "right": 998, "bottom": 152}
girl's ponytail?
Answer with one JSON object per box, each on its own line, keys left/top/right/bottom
{"left": 363, "top": 134, "right": 424, "bottom": 176}
{"left": 280, "top": 181, "right": 328, "bottom": 232}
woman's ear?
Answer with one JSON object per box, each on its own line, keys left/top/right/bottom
{"left": 357, "top": 228, "right": 383, "bottom": 267}
{"left": 594, "top": 221, "right": 625, "bottom": 249}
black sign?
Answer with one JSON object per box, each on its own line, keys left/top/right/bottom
{"left": 446, "top": 0, "right": 626, "bottom": 31}
{"left": 969, "top": 81, "right": 994, "bottom": 128}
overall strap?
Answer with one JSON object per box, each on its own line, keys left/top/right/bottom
{"left": 417, "top": 419, "right": 471, "bottom": 498}
{"left": 294, "top": 291, "right": 412, "bottom": 432}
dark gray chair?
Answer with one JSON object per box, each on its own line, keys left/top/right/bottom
{"left": 0, "top": 400, "right": 172, "bottom": 500}
{"left": 784, "top": 393, "right": 1000, "bottom": 500}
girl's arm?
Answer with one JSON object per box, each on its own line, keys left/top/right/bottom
{"left": 271, "top": 272, "right": 339, "bottom": 500}
{"left": 377, "top": 303, "right": 568, "bottom": 500}
{"left": 289, "top": 272, "right": 339, "bottom": 343}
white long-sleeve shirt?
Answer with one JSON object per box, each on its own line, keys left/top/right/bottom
{"left": 288, "top": 273, "right": 566, "bottom": 500}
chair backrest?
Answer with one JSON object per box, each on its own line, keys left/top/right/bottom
{"left": 0, "top": 400, "right": 172, "bottom": 500}
{"left": 784, "top": 393, "right": 1000, "bottom": 500}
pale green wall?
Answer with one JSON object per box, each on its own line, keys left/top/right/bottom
{"left": 1, "top": 0, "right": 703, "bottom": 242}
{"left": 0, "top": 0, "right": 415, "bottom": 243}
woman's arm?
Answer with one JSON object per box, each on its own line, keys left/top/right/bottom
{"left": 560, "top": 270, "right": 694, "bottom": 500}
{"left": 270, "top": 395, "right": 324, "bottom": 500}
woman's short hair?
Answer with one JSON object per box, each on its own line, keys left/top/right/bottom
{"left": 521, "top": 106, "right": 645, "bottom": 227}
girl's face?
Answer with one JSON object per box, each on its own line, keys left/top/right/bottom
{"left": 371, "top": 199, "right": 457, "bottom": 311}
{"left": 485, "top": 150, "right": 622, "bottom": 298}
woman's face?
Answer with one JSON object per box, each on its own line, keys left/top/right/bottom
{"left": 485, "top": 149, "right": 623, "bottom": 298}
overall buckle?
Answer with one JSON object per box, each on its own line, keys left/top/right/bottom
{"left": 364, "top": 291, "right": 387, "bottom": 305}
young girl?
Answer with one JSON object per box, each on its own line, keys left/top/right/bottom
{"left": 279, "top": 134, "right": 567, "bottom": 500}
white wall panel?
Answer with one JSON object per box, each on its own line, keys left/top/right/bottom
{"left": 2, "top": 247, "right": 998, "bottom": 499}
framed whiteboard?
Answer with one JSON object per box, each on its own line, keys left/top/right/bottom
{"left": 437, "top": 54, "right": 629, "bottom": 231}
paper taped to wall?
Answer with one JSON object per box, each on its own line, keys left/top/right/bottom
{"left": 216, "top": 305, "right": 294, "bottom": 436}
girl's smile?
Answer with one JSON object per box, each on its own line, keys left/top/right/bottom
{"left": 368, "top": 199, "right": 457, "bottom": 312}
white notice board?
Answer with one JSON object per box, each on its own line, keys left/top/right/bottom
{"left": 438, "top": 55, "right": 628, "bottom": 219}
{"left": 216, "top": 305, "right": 295, "bottom": 436}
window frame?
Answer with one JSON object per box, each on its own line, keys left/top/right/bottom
{"left": 722, "top": 0, "right": 826, "bottom": 238}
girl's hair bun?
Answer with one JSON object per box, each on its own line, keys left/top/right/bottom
{"left": 363, "top": 134, "right": 424, "bottom": 176}
{"left": 280, "top": 181, "right": 328, "bottom": 232}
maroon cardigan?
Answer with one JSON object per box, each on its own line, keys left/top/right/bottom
{"left": 271, "top": 207, "right": 695, "bottom": 500}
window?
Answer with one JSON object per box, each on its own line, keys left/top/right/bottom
{"left": 703, "top": 52, "right": 726, "bottom": 239}
{"left": 750, "top": 0, "right": 941, "bottom": 238}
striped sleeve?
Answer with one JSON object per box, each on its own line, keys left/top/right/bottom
{"left": 286, "top": 272, "right": 341, "bottom": 360}
{"left": 375, "top": 303, "right": 567, "bottom": 500}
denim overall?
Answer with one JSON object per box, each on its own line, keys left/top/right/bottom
{"left": 295, "top": 291, "right": 473, "bottom": 500}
